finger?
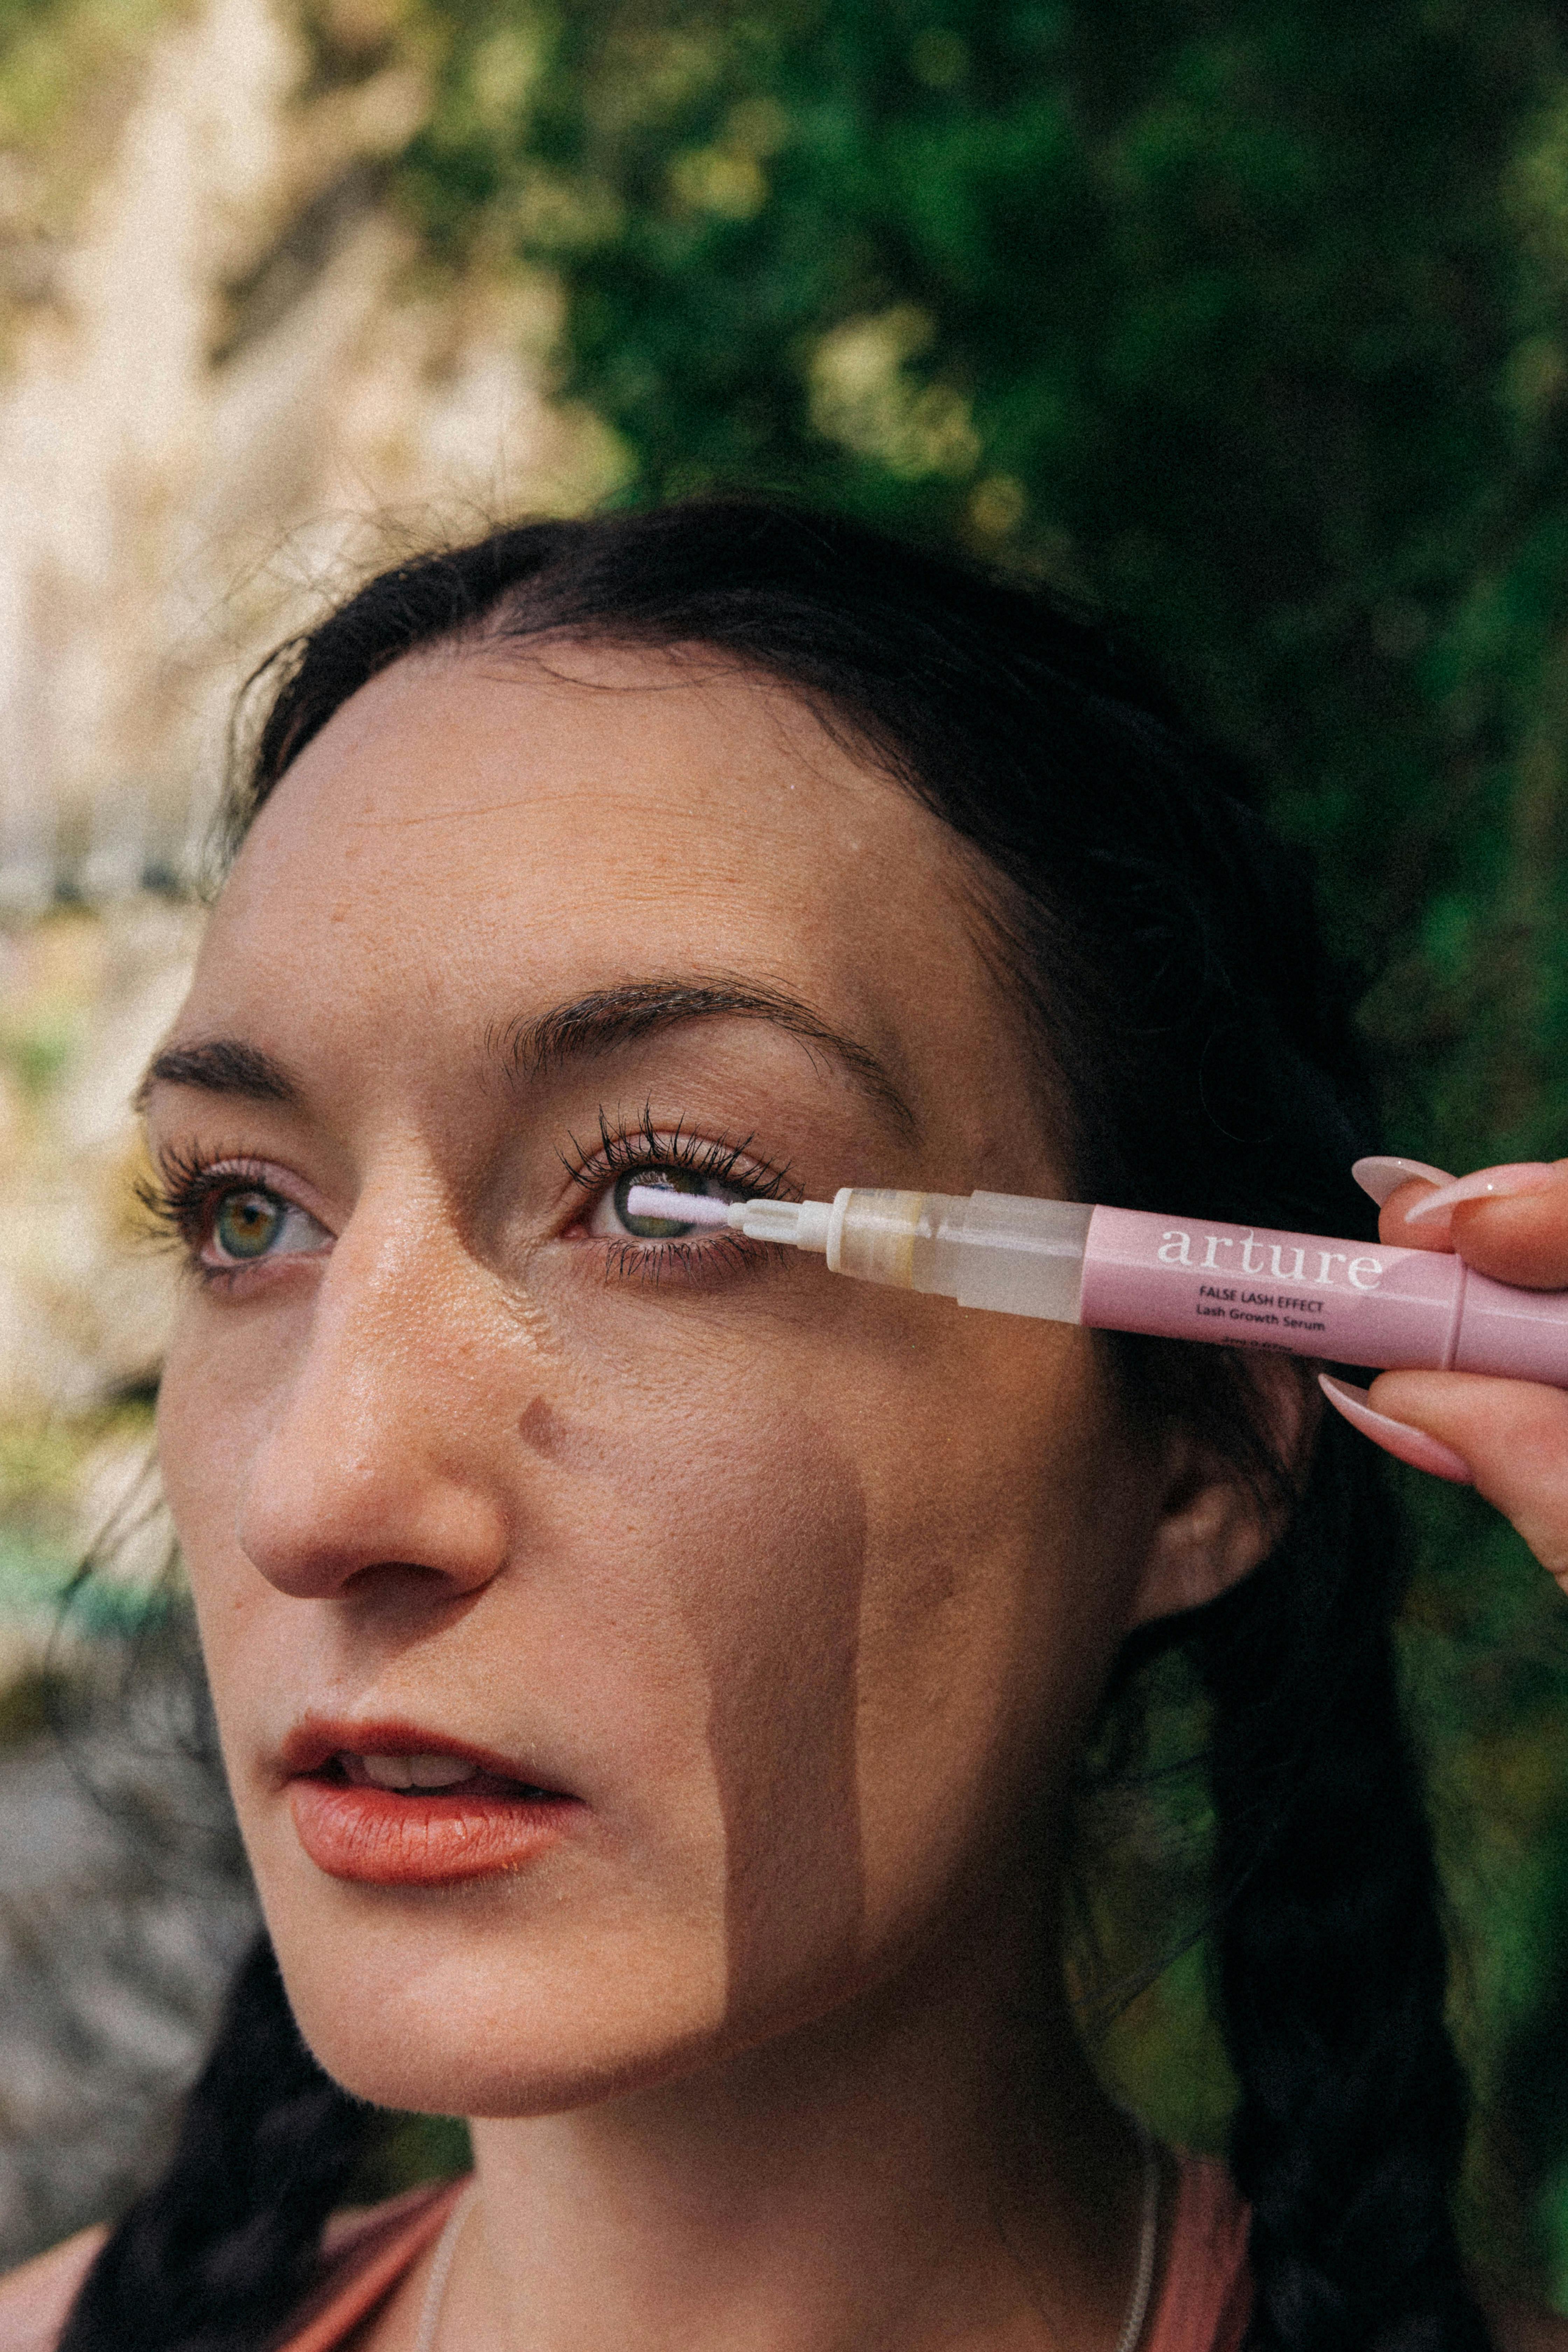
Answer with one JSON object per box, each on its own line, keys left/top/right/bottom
{"left": 1352, "top": 1155, "right": 1453, "bottom": 1206}
{"left": 1443, "top": 1163, "right": 1568, "bottom": 1290}
{"left": 1325, "top": 1368, "right": 1568, "bottom": 1588}
{"left": 1377, "top": 1178, "right": 1459, "bottom": 1254}
{"left": 1351, "top": 1155, "right": 1458, "bottom": 1252}
{"left": 1318, "top": 1376, "right": 1472, "bottom": 1483}
{"left": 1368, "top": 1158, "right": 1568, "bottom": 1283}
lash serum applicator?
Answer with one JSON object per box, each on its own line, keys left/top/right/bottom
{"left": 624, "top": 1183, "right": 1568, "bottom": 1385}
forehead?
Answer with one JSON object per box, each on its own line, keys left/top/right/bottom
{"left": 191, "top": 642, "right": 1013, "bottom": 1084}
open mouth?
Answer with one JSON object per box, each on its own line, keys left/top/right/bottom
{"left": 328, "top": 1749, "right": 558, "bottom": 1799}
{"left": 285, "top": 1735, "right": 581, "bottom": 1886}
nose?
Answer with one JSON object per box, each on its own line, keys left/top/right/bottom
{"left": 235, "top": 1195, "right": 520, "bottom": 1602}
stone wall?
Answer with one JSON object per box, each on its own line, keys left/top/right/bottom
{"left": 0, "top": 0, "right": 614, "bottom": 904}
{"left": 0, "top": 0, "right": 599, "bottom": 2256}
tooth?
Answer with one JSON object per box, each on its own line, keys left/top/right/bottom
{"left": 360, "top": 1754, "right": 414, "bottom": 1790}
{"left": 406, "top": 1754, "right": 472, "bottom": 1788}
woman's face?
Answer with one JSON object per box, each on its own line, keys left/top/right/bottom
{"left": 147, "top": 641, "right": 1169, "bottom": 2116}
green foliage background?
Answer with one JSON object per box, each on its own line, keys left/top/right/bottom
{"left": 389, "top": 0, "right": 1568, "bottom": 2292}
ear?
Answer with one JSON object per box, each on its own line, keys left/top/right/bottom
{"left": 1128, "top": 1358, "right": 1320, "bottom": 1626}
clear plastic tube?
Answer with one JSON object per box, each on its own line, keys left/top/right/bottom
{"left": 831, "top": 1189, "right": 1092, "bottom": 1320}
{"left": 632, "top": 1184, "right": 1091, "bottom": 1318}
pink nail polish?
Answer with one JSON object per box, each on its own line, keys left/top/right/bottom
{"left": 1317, "top": 1376, "right": 1473, "bottom": 1484}
{"left": 1403, "top": 1163, "right": 1557, "bottom": 1224}
{"left": 1351, "top": 1156, "right": 1454, "bottom": 1207}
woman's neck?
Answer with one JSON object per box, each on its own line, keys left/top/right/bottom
{"left": 438, "top": 1919, "right": 1146, "bottom": 2352}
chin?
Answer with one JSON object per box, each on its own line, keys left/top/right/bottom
{"left": 263, "top": 1895, "right": 739, "bottom": 2121}
{"left": 296, "top": 2004, "right": 760, "bottom": 2123}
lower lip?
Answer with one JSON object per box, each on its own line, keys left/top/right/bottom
{"left": 288, "top": 1779, "right": 581, "bottom": 1885}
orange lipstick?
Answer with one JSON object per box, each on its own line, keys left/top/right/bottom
{"left": 282, "top": 1718, "right": 582, "bottom": 1886}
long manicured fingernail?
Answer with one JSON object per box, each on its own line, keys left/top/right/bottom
{"left": 1351, "top": 1155, "right": 1453, "bottom": 1206}
{"left": 1318, "top": 1376, "right": 1472, "bottom": 1484}
{"left": 1403, "top": 1162, "right": 1556, "bottom": 1223}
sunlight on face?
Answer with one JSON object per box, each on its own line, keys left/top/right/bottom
{"left": 146, "top": 643, "right": 1162, "bottom": 2117}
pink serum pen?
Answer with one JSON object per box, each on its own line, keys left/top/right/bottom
{"left": 624, "top": 1183, "right": 1568, "bottom": 1381}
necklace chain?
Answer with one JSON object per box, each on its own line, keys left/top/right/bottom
{"left": 414, "top": 2129, "right": 1160, "bottom": 2352}
{"left": 1114, "top": 2123, "right": 1161, "bottom": 2352}
{"left": 414, "top": 2181, "right": 478, "bottom": 2352}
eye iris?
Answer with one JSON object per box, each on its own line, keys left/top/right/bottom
{"left": 213, "top": 1190, "right": 283, "bottom": 1260}
{"left": 615, "top": 1170, "right": 707, "bottom": 1239}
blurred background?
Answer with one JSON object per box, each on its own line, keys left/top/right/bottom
{"left": 4, "top": 0, "right": 1568, "bottom": 2304}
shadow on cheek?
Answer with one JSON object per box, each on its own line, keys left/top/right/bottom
{"left": 519, "top": 1384, "right": 869, "bottom": 2024}
{"left": 699, "top": 1431, "right": 869, "bottom": 2025}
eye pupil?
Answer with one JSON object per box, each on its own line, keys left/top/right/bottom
{"left": 615, "top": 1170, "right": 707, "bottom": 1239}
{"left": 214, "top": 1190, "right": 282, "bottom": 1259}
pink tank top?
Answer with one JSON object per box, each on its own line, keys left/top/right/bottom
{"left": 0, "top": 2152, "right": 1251, "bottom": 2351}
{"left": 275, "top": 2153, "right": 1252, "bottom": 2352}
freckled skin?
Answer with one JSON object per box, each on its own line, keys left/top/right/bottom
{"left": 148, "top": 644, "right": 1278, "bottom": 2351}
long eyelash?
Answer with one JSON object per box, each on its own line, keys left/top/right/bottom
{"left": 601, "top": 1233, "right": 766, "bottom": 1291}
{"left": 135, "top": 1142, "right": 275, "bottom": 1253}
{"left": 561, "top": 1105, "right": 793, "bottom": 1290}
{"left": 561, "top": 1102, "right": 792, "bottom": 1201}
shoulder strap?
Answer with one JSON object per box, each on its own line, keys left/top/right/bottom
{"left": 1144, "top": 2155, "right": 1252, "bottom": 2352}
{"left": 273, "top": 2178, "right": 469, "bottom": 2352}
{"left": 0, "top": 2229, "right": 107, "bottom": 2352}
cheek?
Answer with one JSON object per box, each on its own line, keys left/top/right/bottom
{"left": 156, "top": 1326, "right": 250, "bottom": 1627}
{"left": 587, "top": 1326, "right": 1134, "bottom": 2026}
{"left": 154, "top": 1341, "right": 275, "bottom": 1821}
{"left": 156, "top": 1298, "right": 287, "bottom": 1559}
{"left": 694, "top": 1438, "right": 869, "bottom": 2026}
{"left": 846, "top": 1328, "right": 1148, "bottom": 1944}
{"left": 527, "top": 1389, "right": 872, "bottom": 2034}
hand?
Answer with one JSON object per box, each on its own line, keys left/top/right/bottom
{"left": 1319, "top": 1156, "right": 1568, "bottom": 1590}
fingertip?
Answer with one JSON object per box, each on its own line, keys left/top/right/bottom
{"left": 1403, "top": 1163, "right": 1556, "bottom": 1224}
{"left": 1317, "top": 1374, "right": 1474, "bottom": 1485}
{"left": 1351, "top": 1155, "right": 1452, "bottom": 1207}
{"left": 1440, "top": 1160, "right": 1568, "bottom": 1288}
{"left": 1378, "top": 1180, "right": 1458, "bottom": 1251}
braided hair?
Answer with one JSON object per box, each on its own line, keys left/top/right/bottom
{"left": 63, "top": 500, "right": 1490, "bottom": 2352}
{"left": 57, "top": 1937, "right": 367, "bottom": 2352}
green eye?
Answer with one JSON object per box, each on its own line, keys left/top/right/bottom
{"left": 611, "top": 1170, "right": 710, "bottom": 1239}
{"left": 212, "top": 1189, "right": 286, "bottom": 1260}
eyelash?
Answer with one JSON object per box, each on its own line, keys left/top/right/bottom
{"left": 561, "top": 1105, "right": 791, "bottom": 1290}
{"left": 137, "top": 1144, "right": 305, "bottom": 1288}
{"left": 140, "top": 1112, "right": 793, "bottom": 1292}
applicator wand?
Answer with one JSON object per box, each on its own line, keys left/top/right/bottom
{"left": 624, "top": 1182, "right": 1568, "bottom": 1382}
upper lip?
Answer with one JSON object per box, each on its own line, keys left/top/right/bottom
{"left": 279, "top": 1714, "right": 555, "bottom": 1787}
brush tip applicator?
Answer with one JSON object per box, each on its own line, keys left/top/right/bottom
{"left": 625, "top": 1184, "right": 837, "bottom": 1247}
{"left": 624, "top": 1185, "right": 734, "bottom": 1229}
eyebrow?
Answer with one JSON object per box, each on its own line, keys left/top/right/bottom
{"left": 135, "top": 1038, "right": 297, "bottom": 1110}
{"left": 138, "top": 978, "right": 916, "bottom": 1135}
{"left": 504, "top": 978, "right": 916, "bottom": 1136}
